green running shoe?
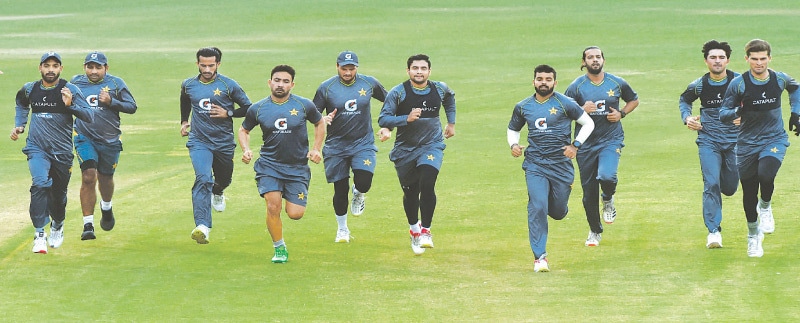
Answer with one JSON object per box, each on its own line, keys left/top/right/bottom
{"left": 272, "top": 245, "right": 288, "bottom": 263}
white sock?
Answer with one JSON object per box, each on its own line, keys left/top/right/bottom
{"left": 84, "top": 215, "right": 94, "bottom": 224}
{"left": 273, "top": 239, "right": 285, "bottom": 248}
{"left": 747, "top": 221, "right": 759, "bottom": 236}
{"left": 353, "top": 186, "right": 362, "bottom": 195}
{"left": 101, "top": 200, "right": 112, "bottom": 211}
{"left": 409, "top": 223, "right": 421, "bottom": 234}
{"left": 336, "top": 214, "right": 348, "bottom": 230}
{"left": 758, "top": 198, "right": 770, "bottom": 209}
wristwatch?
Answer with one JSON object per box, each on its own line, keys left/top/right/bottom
{"left": 227, "top": 109, "right": 234, "bottom": 117}
{"left": 619, "top": 110, "right": 627, "bottom": 118}
{"left": 572, "top": 140, "right": 582, "bottom": 149}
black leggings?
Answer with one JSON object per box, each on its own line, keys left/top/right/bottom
{"left": 402, "top": 165, "right": 439, "bottom": 228}
{"left": 740, "top": 156, "right": 781, "bottom": 223}
{"left": 332, "top": 170, "right": 373, "bottom": 215}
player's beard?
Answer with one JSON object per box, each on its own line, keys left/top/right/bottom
{"left": 199, "top": 69, "right": 217, "bottom": 82}
{"left": 41, "top": 71, "right": 60, "bottom": 84}
{"left": 585, "top": 63, "right": 603, "bottom": 75}
{"left": 271, "top": 87, "right": 289, "bottom": 99}
{"left": 535, "top": 85, "right": 554, "bottom": 97}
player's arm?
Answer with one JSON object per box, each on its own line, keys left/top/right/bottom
{"left": 107, "top": 79, "right": 137, "bottom": 114}
{"left": 180, "top": 85, "right": 191, "bottom": 136}
{"left": 11, "top": 84, "right": 32, "bottom": 140}
{"left": 238, "top": 107, "right": 257, "bottom": 164}
{"left": 378, "top": 89, "right": 408, "bottom": 128}
{"left": 564, "top": 112, "right": 594, "bottom": 159}
{"left": 507, "top": 104, "right": 526, "bottom": 158}
{"left": 719, "top": 80, "right": 743, "bottom": 123}
{"left": 66, "top": 84, "right": 93, "bottom": 123}
{"left": 679, "top": 79, "right": 701, "bottom": 124}
{"left": 780, "top": 72, "right": 800, "bottom": 135}
{"left": 308, "top": 118, "right": 325, "bottom": 164}
{"left": 440, "top": 82, "right": 457, "bottom": 138}
{"left": 237, "top": 125, "right": 252, "bottom": 164}
{"left": 230, "top": 85, "right": 252, "bottom": 118}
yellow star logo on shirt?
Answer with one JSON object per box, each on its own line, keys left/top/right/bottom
{"left": 549, "top": 107, "right": 557, "bottom": 115}
{"left": 290, "top": 108, "right": 299, "bottom": 116}
{"left": 112, "top": 163, "right": 118, "bottom": 169}
{"left": 213, "top": 88, "right": 222, "bottom": 96}
{"left": 427, "top": 154, "right": 435, "bottom": 161}
{"left": 607, "top": 89, "right": 615, "bottom": 97}
{"left": 771, "top": 146, "right": 779, "bottom": 153}
{"left": 359, "top": 88, "right": 367, "bottom": 96}
{"left": 616, "top": 148, "right": 621, "bottom": 154}
{"left": 101, "top": 86, "right": 110, "bottom": 92}
{"left": 363, "top": 159, "right": 372, "bottom": 166}
{"left": 298, "top": 192, "right": 305, "bottom": 200}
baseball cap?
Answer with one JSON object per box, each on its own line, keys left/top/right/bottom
{"left": 40, "top": 51, "right": 62, "bottom": 64}
{"left": 85, "top": 51, "right": 108, "bottom": 65}
{"left": 337, "top": 51, "right": 359, "bottom": 66}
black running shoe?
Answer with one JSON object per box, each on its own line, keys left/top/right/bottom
{"left": 81, "top": 223, "right": 96, "bottom": 240}
{"left": 100, "top": 208, "right": 115, "bottom": 231}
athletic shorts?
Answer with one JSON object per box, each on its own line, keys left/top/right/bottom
{"left": 74, "top": 134, "right": 122, "bottom": 175}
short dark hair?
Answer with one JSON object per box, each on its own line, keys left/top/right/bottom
{"left": 271, "top": 64, "right": 296, "bottom": 81}
{"left": 196, "top": 47, "right": 222, "bottom": 63}
{"left": 407, "top": 54, "right": 431, "bottom": 69}
{"left": 702, "top": 40, "right": 732, "bottom": 59}
{"left": 534, "top": 64, "right": 557, "bottom": 80}
{"left": 745, "top": 39, "right": 771, "bottom": 57}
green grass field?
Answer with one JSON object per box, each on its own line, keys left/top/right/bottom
{"left": 2, "top": 0, "right": 800, "bottom": 321}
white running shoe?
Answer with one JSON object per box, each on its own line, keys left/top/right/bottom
{"left": 49, "top": 224, "right": 64, "bottom": 248}
{"left": 602, "top": 197, "right": 617, "bottom": 224}
{"left": 534, "top": 255, "right": 550, "bottom": 272}
{"left": 212, "top": 194, "right": 226, "bottom": 212}
{"left": 32, "top": 232, "right": 47, "bottom": 254}
{"left": 746, "top": 232, "right": 764, "bottom": 258}
{"left": 335, "top": 228, "right": 351, "bottom": 243}
{"left": 419, "top": 229, "right": 434, "bottom": 248}
{"left": 410, "top": 231, "right": 425, "bottom": 255}
{"left": 350, "top": 185, "right": 365, "bottom": 216}
{"left": 758, "top": 204, "right": 774, "bottom": 234}
{"left": 191, "top": 224, "right": 210, "bottom": 244}
{"left": 706, "top": 232, "right": 722, "bottom": 249}
{"left": 585, "top": 231, "right": 601, "bottom": 247}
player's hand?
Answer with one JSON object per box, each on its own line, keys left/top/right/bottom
{"left": 790, "top": 112, "right": 800, "bottom": 136}
{"left": 444, "top": 124, "right": 455, "bottom": 138}
{"left": 97, "top": 90, "right": 111, "bottom": 106}
{"left": 241, "top": 149, "right": 253, "bottom": 164}
{"left": 510, "top": 144, "right": 524, "bottom": 158}
{"left": 378, "top": 127, "right": 392, "bottom": 142}
{"left": 209, "top": 104, "right": 229, "bottom": 118}
{"left": 407, "top": 108, "right": 422, "bottom": 123}
{"left": 607, "top": 107, "right": 622, "bottom": 123}
{"left": 562, "top": 144, "right": 578, "bottom": 159}
{"left": 307, "top": 149, "right": 322, "bottom": 164}
{"left": 685, "top": 115, "right": 702, "bottom": 131}
{"left": 324, "top": 108, "right": 337, "bottom": 125}
{"left": 180, "top": 122, "right": 190, "bottom": 136}
{"left": 10, "top": 127, "right": 24, "bottom": 141}
{"left": 61, "top": 87, "right": 73, "bottom": 106}
{"left": 582, "top": 101, "right": 597, "bottom": 113}
{"left": 733, "top": 117, "right": 742, "bottom": 126}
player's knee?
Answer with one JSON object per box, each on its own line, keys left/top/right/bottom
{"left": 550, "top": 208, "right": 568, "bottom": 220}
{"left": 80, "top": 159, "right": 97, "bottom": 172}
{"left": 353, "top": 170, "right": 373, "bottom": 193}
{"left": 81, "top": 168, "right": 98, "bottom": 184}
